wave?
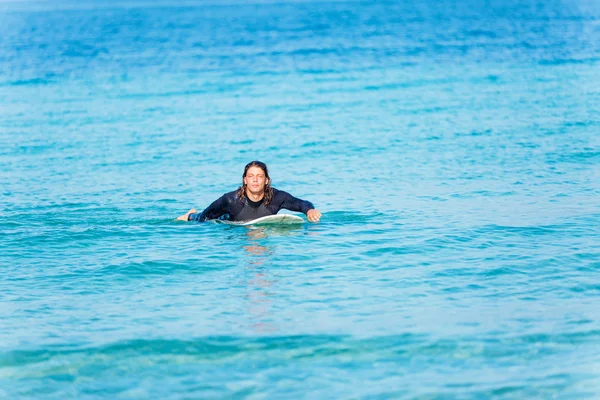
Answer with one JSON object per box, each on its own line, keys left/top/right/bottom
{"left": 2, "top": 331, "right": 598, "bottom": 397}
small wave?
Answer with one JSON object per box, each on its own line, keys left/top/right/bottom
{"left": 557, "top": 151, "right": 600, "bottom": 165}
{"left": 318, "top": 211, "right": 391, "bottom": 225}
{"left": 539, "top": 57, "right": 600, "bottom": 66}
{"left": 0, "top": 78, "right": 56, "bottom": 87}
{"left": 3, "top": 330, "right": 598, "bottom": 396}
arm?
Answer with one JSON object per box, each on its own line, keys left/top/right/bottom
{"left": 176, "top": 208, "right": 197, "bottom": 221}
{"left": 190, "top": 194, "right": 230, "bottom": 222}
{"left": 176, "top": 193, "right": 230, "bottom": 222}
{"left": 279, "top": 190, "right": 321, "bottom": 222}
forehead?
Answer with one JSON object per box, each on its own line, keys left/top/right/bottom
{"left": 246, "top": 166, "right": 265, "bottom": 175}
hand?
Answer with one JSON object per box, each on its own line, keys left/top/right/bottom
{"left": 307, "top": 209, "right": 321, "bottom": 223}
{"left": 176, "top": 208, "right": 197, "bottom": 221}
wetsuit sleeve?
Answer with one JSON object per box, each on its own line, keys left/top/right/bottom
{"left": 188, "top": 194, "right": 229, "bottom": 222}
{"left": 277, "top": 190, "right": 315, "bottom": 214}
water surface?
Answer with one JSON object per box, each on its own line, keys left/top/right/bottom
{"left": 1, "top": 0, "right": 599, "bottom": 398}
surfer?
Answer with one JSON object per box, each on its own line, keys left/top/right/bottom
{"left": 177, "top": 161, "right": 322, "bottom": 223}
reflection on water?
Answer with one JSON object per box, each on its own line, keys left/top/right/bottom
{"left": 242, "top": 228, "right": 269, "bottom": 255}
{"left": 243, "top": 228, "right": 277, "bottom": 333}
{"left": 240, "top": 226, "right": 305, "bottom": 333}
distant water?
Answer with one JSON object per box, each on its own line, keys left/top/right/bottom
{"left": 1, "top": 0, "right": 600, "bottom": 398}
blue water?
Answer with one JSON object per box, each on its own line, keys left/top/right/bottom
{"left": 1, "top": 0, "right": 600, "bottom": 398}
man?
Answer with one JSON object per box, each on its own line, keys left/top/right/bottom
{"left": 177, "top": 161, "right": 322, "bottom": 223}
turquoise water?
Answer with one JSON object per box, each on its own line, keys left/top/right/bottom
{"left": 1, "top": 0, "right": 600, "bottom": 398}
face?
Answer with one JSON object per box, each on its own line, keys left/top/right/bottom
{"left": 244, "top": 166, "right": 269, "bottom": 195}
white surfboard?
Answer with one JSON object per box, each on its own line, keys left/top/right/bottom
{"left": 215, "top": 214, "right": 305, "bottom": 226}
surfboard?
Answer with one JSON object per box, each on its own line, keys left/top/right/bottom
{"left": 215, "top": 214, "right": 305, "bottom": 226}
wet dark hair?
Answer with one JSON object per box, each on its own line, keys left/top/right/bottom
{"left": 236, "top": 160, "right": 273, "bottom": 205}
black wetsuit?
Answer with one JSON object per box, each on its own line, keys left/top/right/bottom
{"left": 188, "top": 188, "right": 314, "bottom": 222}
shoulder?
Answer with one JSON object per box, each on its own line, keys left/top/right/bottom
{"left": 272, "top": 187, "right": 287, "bottom": 197}
{"left": 213, "top": 190, "right": 240, "bottom": 205}
{"left": 223, "top": 190, "right": 241, "bottom": 202}
{"left": 272, "top": 188, "right": 293, "bottom": 201}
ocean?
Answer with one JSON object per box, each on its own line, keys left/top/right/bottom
{"left": 1, "top": 0, "right": 599, "bottom": 398}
